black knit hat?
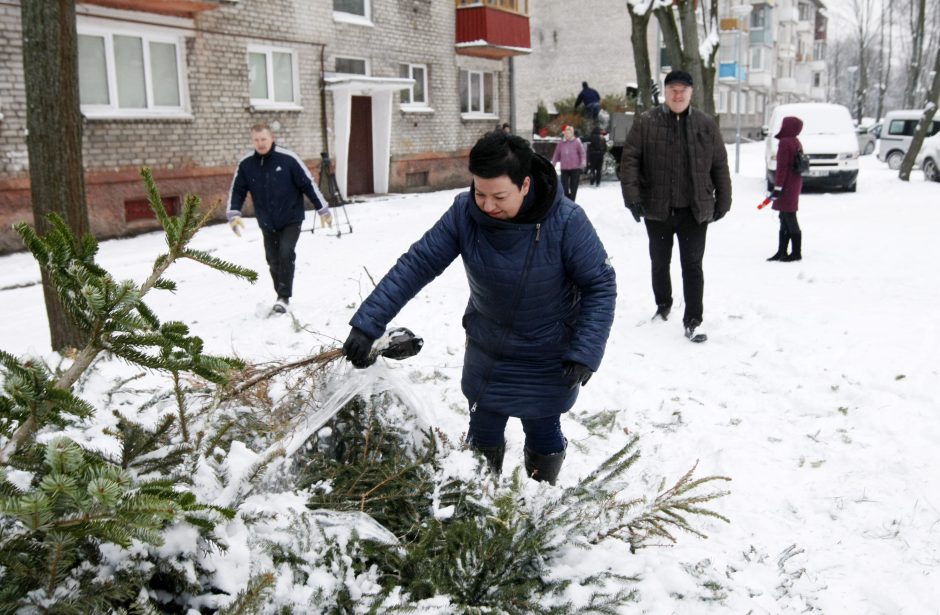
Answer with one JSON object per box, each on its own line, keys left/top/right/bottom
{"left": 664, "top": 70, "right": 693, "bottom": 87}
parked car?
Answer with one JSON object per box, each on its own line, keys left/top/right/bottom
{"left": 856, "top": 123, "right": 879, "bottom": 155}
{"left": 914, "top": 131, "right": 940, "bottom": 182}
{"left": 878, "top": 109, "right": 940, "bottom": 170}
{"left": 764, "top": 102, "right": 859, "bottom": 192}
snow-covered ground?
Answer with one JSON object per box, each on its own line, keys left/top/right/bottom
{"left": 2, "top": 144, "right": 939, "bottom": 613}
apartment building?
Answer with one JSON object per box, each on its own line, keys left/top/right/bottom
{"left": 0, "top": 0, "right": 531, "bottom": 253}
{"left": 716, "top": 0, "right": 828, "bottom": 141}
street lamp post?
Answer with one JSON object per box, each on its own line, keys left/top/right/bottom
{"left": 732, "top": 4, "right": 753, "bottom": 174}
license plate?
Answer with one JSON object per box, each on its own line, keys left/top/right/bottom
{"left": 808, "top": 169, "right": 830, "bottom": 177}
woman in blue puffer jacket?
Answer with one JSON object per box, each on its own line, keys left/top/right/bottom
{"left": 342, "top": 131, "right": 616, "bottom": 484}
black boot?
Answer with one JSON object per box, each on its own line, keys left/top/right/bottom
{"left": 782, "top": 234, "right": 802, "bottom": 262}
{"left": 524, "top": 447, "right": 565, "bottom": 485}
{"left": 767, "top": 229, "right": 789, "bottom": 261}
{"left": 653, "top": 302, "right": 671, "bottom": 321}
{"left": 473, "top": 444, "right": 505, "bottom": 475}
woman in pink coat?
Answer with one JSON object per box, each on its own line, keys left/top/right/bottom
{"left": 768, "top": 116, "right": 804, "bottom": 261}
{"left": 551, "top": 124, "right": 587, "bottom": 202}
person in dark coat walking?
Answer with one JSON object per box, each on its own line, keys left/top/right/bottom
{"left": 575, "top": 81, "right": 601, "bottom": 122}
{"left": 619, "top": 70, "right": 732, "bottom": 341}
{"left": 587, "top": 126, "right": 606, "bottom": 186}
{"left": 227, "top": 123, "right": 333, "bottom": 314}
{"left": 767, "top": 116, "right": 804, "bottom": 262}
{"left": 342, "top": 132, "right": 617, "bottom": 484}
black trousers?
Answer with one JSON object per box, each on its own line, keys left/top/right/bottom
{"left": 588, "top": 154, "right": 604, "bottom": 186}
{"left": 261, "top": 222, "right": 301, "bottom": 299}
{"left": 560, "top": 169, "right": 582, "bottom": 202}
{"left": 644, "top": 208, "right": 708, "bottom": 325}
{"left": 779, "top": 211, "right": 801, "bottom": 238}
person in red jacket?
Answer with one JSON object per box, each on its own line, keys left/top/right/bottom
{"left": 768, "top": 116, "right": 804, "bottom": 262}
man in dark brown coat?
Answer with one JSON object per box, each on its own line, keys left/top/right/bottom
{"left": 619, "top": 70, "right": 731, "bottom": 342}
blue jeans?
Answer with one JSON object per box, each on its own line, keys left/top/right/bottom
{"left": 467, "top": 405, "right": 566, "bottom": 455}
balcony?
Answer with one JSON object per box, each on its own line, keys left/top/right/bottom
{"left": 777, "top": 77, "right": 797, "bottom": 93}
{"left": 750, "top": 28, "right": 773, "bottom": 45}
{"left": 719, "top": 62, "right": 747, "bottom": 81}
{"left": 748, "top": 71, "right": 773, "bottom": 89}
{"left": 79, "top": 0, "right": 222, "bottom": 17}
{"left": 455, "top": 1, "right": 532, "bottom": 59}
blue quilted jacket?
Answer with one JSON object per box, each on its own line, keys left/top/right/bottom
{"left": 350, "top": 156, "right": 616, "bottom": 418}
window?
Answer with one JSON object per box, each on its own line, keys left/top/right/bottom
{"left": 77, "top": 27, "right": 187, "bottom": 117}
{"left": 798, "top": 2, "right": 814, "bottom": 21}
{"left": 813, "top": 72, "right": 822, "bottom": 87}
{"left": 750, "top": 47, "right": 766, "bottom": 71}
{"left": 335, "top": 56, "right": 368, "bottom": 75}
{"left": 719, "top": 34, "right": 736, "bottom": 63}
{"left": 334, "top": 0, "right": 371, "bottom": 24}
{"left": 459, "top": 69, "right": 496, "bottom": 116}
{"left": 750, "top": 5, "right": 767, "bottom": 29}
{"left": 718, "top": 90, "right": 728, "bottom": 113}
{"left": 248, "top": 46, "right": 299, "bottom": 108}
{"left": 399, "top": 63, "right": 428, "bottom": 107}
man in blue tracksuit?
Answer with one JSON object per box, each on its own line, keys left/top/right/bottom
{"left": 227, "top": 123, "right": 332, "bottom": 314}
{"left": 341, "top": 132, "right": 616, "bottom": 484}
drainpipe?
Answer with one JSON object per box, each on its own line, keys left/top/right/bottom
{"left": 508, "top": 56, "right": 516, "bottom": 132}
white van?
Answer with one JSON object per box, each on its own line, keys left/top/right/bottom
{"left": 877, "top": 109, "right": 940, "bottom": 170}
{"left": 764, "top": 103, "right": 859, "bottom": 192}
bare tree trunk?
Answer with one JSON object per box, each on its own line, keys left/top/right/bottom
{"left": 627, "top": 4, "right": 656, "bottom": 114}
{"left": 876, "top": 0, "right": 892, "bottom": 120}
{"left": 655, "top": 5, "right": 686, "bottom": 73}
{"left": 697, "top": 0, "right": 720, "bottom": 118}
{"left": 21, "top": 0, "right": 90, "bottom": 352}
{"left": 904, "top": 0, "right": 926, "bottom": 107}
{"left": 899, "top": 45, "right": 940, "bottom": 180}
{"left": 677, "top": 0, "right": 705, "bottom": 108}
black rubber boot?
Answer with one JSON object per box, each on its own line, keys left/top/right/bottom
{"left": 473, "top": 444, "right": 506, "bottom": 475}
{"left": 767, "top": 229, "right": 789, "bottom": 261}
{"left": 782, "top": 234, "right": 802, "bottom": 261}
{"left": 524, "top": 447, "right": 566, "bottom": 485}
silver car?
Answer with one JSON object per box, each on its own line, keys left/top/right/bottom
{"left": 914, "top": 131, "right": 940, "bottom": 182}
{"left": 856, "top": 123, "right": 879, "bottom": 156}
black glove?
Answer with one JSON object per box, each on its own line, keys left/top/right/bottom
{"left": 771, "top": 189, "right": 782, "bottom": 200}
{"left": 712, "top": 209, "right": 726, "bottom": 222}
{"left": 342, "top": 327, "right": 376, "bottom": 368}
{"left": 562, "top": 361, "right": 593, "bottom": 389}
{"left": 625, "top": 201, "right": 644, "bottom": 223}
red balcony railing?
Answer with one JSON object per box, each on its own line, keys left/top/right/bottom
{"left": 455, "top": 1, "right": 531, "bottom": 59}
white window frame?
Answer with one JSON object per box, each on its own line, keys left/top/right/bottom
{"left": 76, "top": 21, "right": 190, "bottom": 119}
{"left": 334, "top": 55, "right": 370, "bottom": 76}
{"left": 459, "top": 69, "right": 498, "bottom": 119}
{"left": 247, "top": 44, "right": 302, "bottom": 110}
{"left": 750, "top": 46, "right": 766, "bottom": 72}
{"left": 400, "top": 63, "right": 431, "bottom": 112}
{"left": 333, "top": 0, "right": 373, "bottom": 26}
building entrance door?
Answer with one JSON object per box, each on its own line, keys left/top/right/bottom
{"left": 347, "top": 96, "right": 374, "bottom": 195}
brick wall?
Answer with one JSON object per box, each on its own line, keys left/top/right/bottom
{"left": 0, "top": 0, "right": 516, "bottom": 253}
{"left": 512, "top": 1, "right": 653, "bottom": 135}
